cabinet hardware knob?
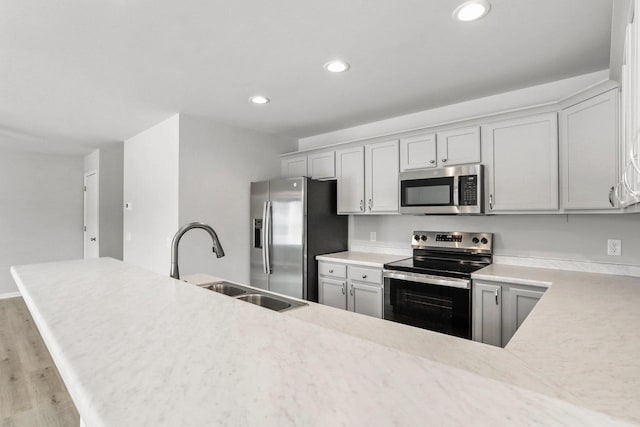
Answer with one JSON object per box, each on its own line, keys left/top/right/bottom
{"left": 341, "top": 284, "right": 345, "bottom": 295}
{"left": 609, "top": 186, "right": 616, "bottom": 207}
{"left": 430, "top": 160, "right": 435, "bottom": 164}
{"left": 489, "top": 194, "right": 494, "bottom": 210}
{"left": 368, "top": 199, "right": 372, "bottom": 210}
{"left": 360, "top": 200, "right": 364, "bottom": 211}
{"left": 495, "top": 289, "right": 499, "bottom": 305}
{"left": 350, "top": 284, "right": 354, "bottom": 296}
{"left": 90, "top": 237, "right": 96, "bottom": 242}
{"left": 329, "top": 269, "right": 334, "bottom": 274}
{"left": 442, "top": 159, "right": 447, "bottom": 163}
{"left": 362, "top": 275, "right": 367, "bottom": 279}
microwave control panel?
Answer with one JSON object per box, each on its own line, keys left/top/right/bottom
{"left": 459, "top": 175, "right": 478, "bottom": 206}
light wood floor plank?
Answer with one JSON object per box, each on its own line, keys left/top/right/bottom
{"left": 0, "top": 298, "right": 78, "bottom": 426}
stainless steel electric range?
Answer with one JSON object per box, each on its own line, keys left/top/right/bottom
{"left": 383, "top": 231, "right": 493, "bottom": 339}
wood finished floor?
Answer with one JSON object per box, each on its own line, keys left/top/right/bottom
{"left": 0, "top": 297, "right": 78, "bottom": 426}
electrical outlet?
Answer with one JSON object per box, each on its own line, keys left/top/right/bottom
{"left": 607, "top": 239, "right": 622, "bottom": 256}
{"left": 370, "top": 231, "right": 377, "bottom": 242}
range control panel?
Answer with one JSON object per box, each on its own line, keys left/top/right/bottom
{"left": 411, "top": 231, "right": 493, "bottom": 252}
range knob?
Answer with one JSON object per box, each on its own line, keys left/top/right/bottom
{"left": 472, "top": 237, "right": 480, "bottom": 244}
{"left": 420, "top": 235, "right": 428, "bottom": 241}
{"left": 413, "top": 234, "right": 420, "bottom": 241}
{"left": 481, "top": 237, "right": 488, "bottom": 245}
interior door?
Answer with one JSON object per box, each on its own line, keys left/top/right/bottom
{"left": 84, "top": 172, "right": 99, "bottom": 259}
{"left": 268, "top": 178, "right": 305, "bottom": 299}
{"left": 250, "top": 181, "right": 269, "bottom": 290}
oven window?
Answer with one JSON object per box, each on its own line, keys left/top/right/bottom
{"left": 401, "top": 177, "right": 454, "bottom": 206}
{"left": 384, "top": 278, "right": 470, "bottom": 339}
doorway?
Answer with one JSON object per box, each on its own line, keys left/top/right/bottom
{"left": 84, "top": 171, "right": 99, "bottom": 259}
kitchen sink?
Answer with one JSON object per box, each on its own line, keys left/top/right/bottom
{"left": 200, "top": 281, "right": 248, "bottom": 297}
{"left": 199, "top": 281, "right": 307, "bottom": 312}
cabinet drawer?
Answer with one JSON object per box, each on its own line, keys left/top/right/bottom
{"left": 347, "top": 266, "right": 382, "bottom": 285}
{"left": 318, "top": 262, "right": 346, "bottom": 278}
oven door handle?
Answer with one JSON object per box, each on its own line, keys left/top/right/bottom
{"left": 383, "top": 270, "right": 471, "bottom": 290}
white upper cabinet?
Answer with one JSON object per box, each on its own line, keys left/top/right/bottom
{"left": 560, "top": 90, "right": 619, "bottom": 210}
{"left": 336, "top": 147, "right": 365, "bottom": 213}
{"left": 282, "top": 156, "right": 307, "bottom": 178}
{"left": 483, "top": 113, "right": 559, "bottom": 212}
{"left": 400, "top": 133, "right": 437, "bottom": 171}
{"left": 307, "top": 151, "right": 336, "bottom": 180}
{"left": 365, "top": 140, "right": 399, "bottom": 213}
{"left": 437, "top": 126, "right": 481, "bottom": 166}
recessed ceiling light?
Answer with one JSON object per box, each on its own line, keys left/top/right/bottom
{"left": 324, "top": 60, "right": 350, "bottom": 73}
{"left": 249, "top": 95, "right": 270, "bottom": 105}
{"left": 452, "top": 0, "right": 491, "bottom": 22}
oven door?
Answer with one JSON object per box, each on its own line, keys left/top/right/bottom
{"left": 383, "top": 272, "right": 471, "bottom": 339}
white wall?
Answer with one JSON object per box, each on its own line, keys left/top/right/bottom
{"left": 351, "top": 214, "right": 640, "bottom": 267}
{"left": 298, "top": 70, "right": 609, "bottom": 150}
{"left": 98, "top": 144, "right": 124, "bottom": 259}
{"left": 177, "top": 115, "right": 297, "bottom": 283}
{"left": 123, "top": 115, "right": 179, "bottom": 275}
{"left": 0, "top": 147, "right": 83, "bottom": 295}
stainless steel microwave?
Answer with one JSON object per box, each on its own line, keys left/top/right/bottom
{"left": 399, "top": 165, "right": 484, "bottom": 215}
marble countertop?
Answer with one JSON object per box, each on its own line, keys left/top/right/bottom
{"left": 315, "top": 251, "right": 407, "bottom": 267}
{"left": 473, "top": 264, "right": 640, "bottom": 422}
{"left": 10, "top": 258, "right": 633, "bottom": 426}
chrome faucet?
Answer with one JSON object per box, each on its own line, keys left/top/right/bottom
{"left": 170, "top": 222, "right": 225, "bottom": 280}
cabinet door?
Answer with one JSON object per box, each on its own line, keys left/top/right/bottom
{"left": 365, "top": 140, "right": 399, "bottom": 213}
{"left": 472, "top": 282, "right": 502, "bottom": 347}
{"left": 437, "top": 126, "right": 480, "bottom": 166}
{"left": 308, "top": 151, "right": 336, "bottom": 180}
{"left": 560, "top": 90, "right": 619, "bottom": 210}
{"left": 347, "top": 280, "right": 383, "bottom": 318}
{"left": 319, "top": 277, "right": 347, "bottom": 310}
{"left": 282, "top": 156, "right": 307, "bottom": 178}
{"left": 484, "top": 113, "right": 559, "bottom": 212}
{"left": 336, "top": 147, "right": 365, "bottom": 214}
{"left": 400, "top": 133, "right": 437, "bottom": 171}
{"left": 502, "top": 286, "right": 544, "bottom": 346}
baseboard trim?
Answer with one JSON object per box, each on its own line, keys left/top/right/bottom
{"left": 0, "top": 291, "right": 21, "bottom": 300}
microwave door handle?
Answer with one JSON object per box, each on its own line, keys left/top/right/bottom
{"left": 453, "top": 177, "right": 460, "bottom": 206}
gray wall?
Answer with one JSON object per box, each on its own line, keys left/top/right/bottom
{"left": 123, "top": 115, "right": 180, "bottom": 275}
{"left": 352, "top": 214, "right": 640, "bottom": 266}
{"left": 177, "top": 115, "right": 297, "bottom": 283}
{"left": 0, "top": 148, "right": 83, "bottom": 295}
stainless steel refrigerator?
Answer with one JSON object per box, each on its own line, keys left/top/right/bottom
{"left": 250, "top": 177, "right": 348, "bottom": 302}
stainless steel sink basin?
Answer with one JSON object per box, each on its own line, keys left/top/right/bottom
{"left": 236, "top": 293, "right": 307, "bottom": 312}
{"left": 200, "top": 281, "right": 248, "bottom": 297}
{"left": 198, "top": 280, "right": 307, "bottom": 312}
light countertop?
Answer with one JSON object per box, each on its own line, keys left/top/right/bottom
{"left": 315, "top": 251, "right": 407, "bottom": 267}
{"left": 10, "top": 258, "right": 639, "bottom": 426}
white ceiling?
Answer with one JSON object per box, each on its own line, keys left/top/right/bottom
{"left": 0, "top": 0, "right": 613, "bottom": 154}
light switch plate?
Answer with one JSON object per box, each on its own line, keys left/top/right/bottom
{"left": 607, "top": 239, "right": 622, "bottom": 256}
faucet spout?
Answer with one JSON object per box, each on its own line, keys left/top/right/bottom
{"left": 170, "top": 222, "right": 225, "bottom": 280}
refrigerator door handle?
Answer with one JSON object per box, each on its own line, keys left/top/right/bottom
{"left": 264, "top": 200, "right": 272, "bottom": 274}
{"left": 261, "top": 201, "right": 268, "bottom": 274}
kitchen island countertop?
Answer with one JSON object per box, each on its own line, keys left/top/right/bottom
{"left": 10, "top": 258, "right": 638, "bottom": 426}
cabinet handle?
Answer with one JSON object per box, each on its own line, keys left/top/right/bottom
{"left": 368, "top": 199, "right": 372, "bottom": 210}
{"left": 90, "top": 237, "right": 96, "bottom": 242}
{"left": 495, "top": 289, "right": 499, "bottom": 305}
{"left": 341, "top": 284, "right": 345, "bottom": 295}
{"left": 350, "top": 284, "right": 354, "bottom": 296}
{"left": 362, "top": 274, "right": 367, "bottom": 279}
{"left": 360, "top": 200, "right": 364, "bottom": 211}
{"left": 609, "top": 186, "right": 616, "bottom": 207}
{"left": 429, "top": 160, "right": 435, "bottom": 164}
{"left": 329, "top": 269, "right": 334, "bottom": 274}
{"left": 442, "top": 158, "right": 447, "bottom": 163}
{"left": 489, "top": 194, "right": 494, "bottom": 210}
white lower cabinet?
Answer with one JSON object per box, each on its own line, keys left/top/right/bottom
{"left": 473, "top": 280, "right": 546, "bottom": 347}
{"left": 318, "top": 261, "right": 383, "bottom": 318}
{"left": 319, "top": 277, "right": 347, "bottom": 310}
